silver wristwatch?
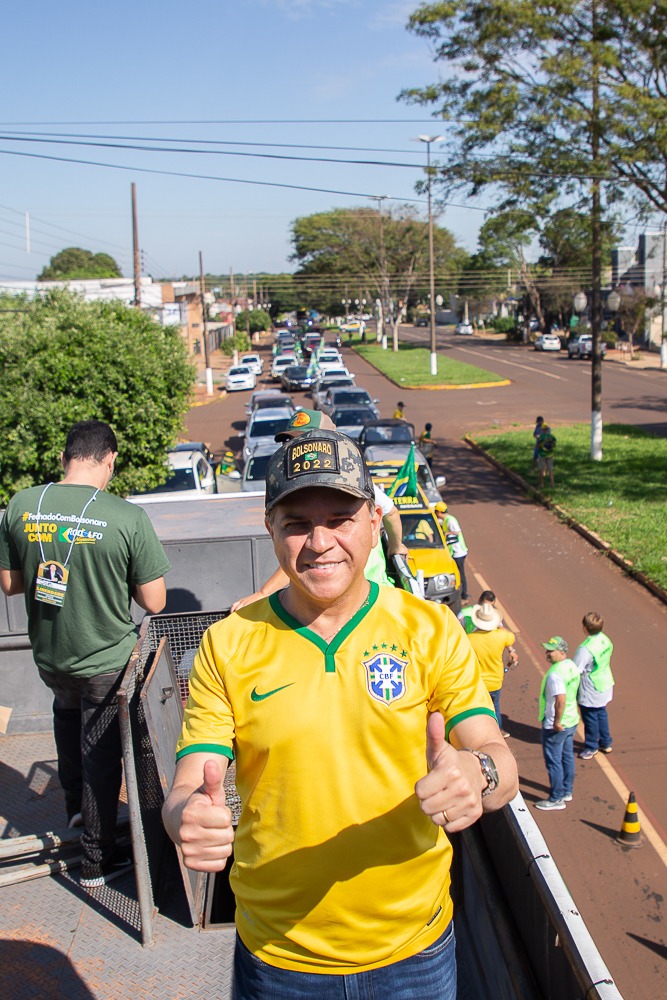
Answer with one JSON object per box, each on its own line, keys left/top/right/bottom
{"left": 464, "top": 749, "right": 499, "bottom": 798}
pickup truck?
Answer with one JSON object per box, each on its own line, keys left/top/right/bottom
{"left": 567, "top": 334, "right": 607, "bottom": 359}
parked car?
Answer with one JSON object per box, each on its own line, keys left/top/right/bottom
{"left": 319, "top": 387, "right": 379, "bottom": 417}
{"left": 225, "top": 365, "right": 256, "bottom": 392}
{"left": 242, "top": 406, "right": 294, "bottom": 462}
{"left": 240, "top": 353, "right": 264, "bottom": 376}
{"left": 329, "top": 404, "right": 378, "bottom": 440}
{"left": 567, "top": 334, "right": 607, "bottom": 359}
{"left": 534, "top": 333, "right": 562, "bottom": 352}
{"left": 241, "top": 442, "right": 280, "bottom": 493}
{"left": 367, "top": 455, "right": 446, "bottom": 506}
{"left": 133, "top": 449, "right": 217, "bottom": 500}
{"left": 271, "top": 354, "right": 297, "bottom": 381}
{"left": 455, "top": 321, "right": 474, "bottom": 336}
{"left": 310, "top": 374, "right": 356, "bottom": 408}
{"left": 280, "top": 365, "right": 316, "bottom": 392}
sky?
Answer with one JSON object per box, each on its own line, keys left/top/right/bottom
{"left": 0, "top": 0, "right": 490, "bottom": 282}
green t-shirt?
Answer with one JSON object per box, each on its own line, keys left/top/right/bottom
{"left": 0, "top": 483, "right": 171, "bottom": 677}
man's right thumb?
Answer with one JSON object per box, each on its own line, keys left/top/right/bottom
{"left": 202, "top": 758, "right": 226, "bottom": 807}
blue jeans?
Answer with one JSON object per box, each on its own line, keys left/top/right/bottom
{"left": 232, "top": 920, "right": 456, "bottom": 1000}
{"left": 541, "top": 725, "right": 577, "bottom": 801}
{"left": 490, "top": 689, "right": 502, "bottom": 731}
{"left": 579, "top": 704, "right": 612, "bottom": 752}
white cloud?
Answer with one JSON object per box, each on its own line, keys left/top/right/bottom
{"left": 257, "top": 0, "right": 359, "bottom": 20}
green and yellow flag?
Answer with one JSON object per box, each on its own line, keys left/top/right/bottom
{"left": 388, "top": 443, "right": 418, "bottom": 498}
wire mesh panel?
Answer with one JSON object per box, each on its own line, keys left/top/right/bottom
{"left": 118, "top": 610, "right": 235, "bottom": 945}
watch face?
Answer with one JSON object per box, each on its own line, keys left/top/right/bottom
{"left": 476, "top": 751, "right": 499, "bottom": 795}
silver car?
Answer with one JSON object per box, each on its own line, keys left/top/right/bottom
{"left": 241, "top": 442, "right": 280, "bottom": 493}
{"left": 242, "top": 406, "right": 294, "bottom": 462}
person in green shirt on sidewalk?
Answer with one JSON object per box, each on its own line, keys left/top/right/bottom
{"left": 574, "top": 612, "right": 615, "bottom": 759}
{"left": 535, "top": 636, "right": 581, "bottom": 811}
{"left": 0, "top": 420, "right": 171, "bottom": 887}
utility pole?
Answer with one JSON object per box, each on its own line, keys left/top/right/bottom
{"left": 131, "top": 183, "right": 141, "bottom": 308}
{"left": 417, "top": 136, "right": 445, "bottom": 375}
{"left": 199, "top": 251, "right": 213, "bottom": 396}
{"left": 230, "top": 267, "right": 237, "bottom": 365}
{"left": 590, "top": 0, "right": 603, "bottom": 460}
{"left": 373, "top": 196, "right": 389, "bottom": 344}
{"left": 661, "top": 220, "right": 667, "bottom": 369}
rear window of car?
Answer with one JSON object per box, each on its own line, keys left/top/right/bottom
{"left": 245, "top": 454, "right": 273, "bottom": 481}
{"left": 332, "top": 408, "right": 373, "bottom": 426}
{"left": 330, "top": 390, "right": 371, "bottom": 405}
{"left": 250, "top": 417, "right": 291, "bottom": 438}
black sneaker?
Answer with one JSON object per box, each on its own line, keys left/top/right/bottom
{"left": 80, "top": 850, "right": 133, "bottom": 888}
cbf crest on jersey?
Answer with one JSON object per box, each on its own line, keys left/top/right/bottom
{"left": 363, "top": 652, "right": 408, "bottom": 705}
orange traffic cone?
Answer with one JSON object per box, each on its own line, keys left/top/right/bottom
{"left": 615, "top": 792, "right": 643, "bottom": 848}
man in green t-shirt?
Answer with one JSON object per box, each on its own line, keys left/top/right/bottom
{"left": 0, "top": 420, "right": 171, "bottom": 888}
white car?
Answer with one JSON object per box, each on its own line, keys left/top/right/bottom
{"left": 271, "top": 354, "right": 296, "bottom": 381}
{"left": 455, "top": 322, "right": 474, "bottom": 336}
{"left": 133, "top": 449, "right": 217, "bottom": 500}
{"left": 317, "top": 350, "right": 344, "bottom": 372}
{"left": 534, "top": 333, "right": 562, "bottom": 351}
{"left": 226, "top": 365, "right": 256, "bottom": 392}
{"left": 240, "top": 353, "right": 264, "bottom": 376}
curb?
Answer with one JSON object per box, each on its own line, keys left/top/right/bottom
{"left": 464, "top": 434, "right": 667, "bottom": 607}
{"left": 351, "top": 348, "right": 511, "bottom": 391}
{"left": 190, "top": 388, "right": 228, "bottom": 409}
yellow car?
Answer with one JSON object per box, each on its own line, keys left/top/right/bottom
{"left": 374, "top": 483, "right": 461, "bottom": 611}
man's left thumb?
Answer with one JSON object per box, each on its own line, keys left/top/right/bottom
{"left": 426, "top": 711, "right": 447, "bottom": 769}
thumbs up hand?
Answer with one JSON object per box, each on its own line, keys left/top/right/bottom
{"left": 179, "top": 758, "right": 235, "bottom": 871}
{"left": 415, "top": 713, "right": 485, "bottom": 833}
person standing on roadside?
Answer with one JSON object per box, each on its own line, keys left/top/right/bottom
{"left": 537, "top": 424, "right": 557, "bottom": 489}
{"left": 163, "top": 428, "right": 518, "bottom": 1000}
{"left": 0, "top": 420, "right": 170, "bottom": 887}
{"left": 434, "top": 502, "right": 469, "bottom": 601}
{"left": 393, "top": 400, "right": 406, "bottom": 420}
{"left": 574, "top": 612, "right": 615, "bottom": 760}
{"left": 535, "top": 636, "right": 581, "bottom": 811}
{"left": 531, "top": 416, "right": 544, "bottom": 472}
{"left": 419, "top": 423, "right": 436, "bottom": 467}
{"left": 466, "top": 601, "right": 517, "bottom": 738}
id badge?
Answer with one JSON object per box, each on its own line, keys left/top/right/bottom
{"left": 35, "top": 561, "right": 69, "bottom": 607}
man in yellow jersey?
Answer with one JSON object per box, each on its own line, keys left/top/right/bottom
{"left": 467, "top": 601, "right": 518, "bottom": 737}
{"left": 163, "top": 429, "right": 518, "bottom": 999}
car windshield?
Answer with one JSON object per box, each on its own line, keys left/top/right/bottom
{"left": 250, "top": 417, "right": 291, "bottom": 438}
{"left": 254, "top": 395, "right": 292, "bottom": 410}
{"left": 229, "top": 366, "right": 250, "bottom": 376}
{"left": 241, "top": 356, "right": 258, "bottom": 364}
{"left": 400, "top": 513, "right": 443, "bottom": 548}
{"left": 286, "top": 366, "right": 308, "bottom": 376}
{"left": 332, "top": 408, "right": 373, "bottom": 426}
{"left": 363, "top": 425, "right": 413, "bottom": 445}
{"left": 245, "top": 454, "right": 273, "bottom": 481}
{"left": 330, "top": 390, "right": 371, "bottom": 406}
{"left": 146, "top": 467, "right": 196, "bottom": 494}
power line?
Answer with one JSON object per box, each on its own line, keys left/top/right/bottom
{"left": 0, "top": 147, "right": 425, "bottom": 203}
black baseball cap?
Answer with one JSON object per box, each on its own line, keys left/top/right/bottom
{"left": 265, "top": 429, "right": 375, "bottom": 513}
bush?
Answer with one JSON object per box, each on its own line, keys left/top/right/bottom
{"left": 0, "top": 290, "right": 195, "bottom": 502}
{"left": 221, "top": 332, "right": 252, "bottom": 356}
{"left": 601, "top": 329, "right": 618, "bottom": 347}
{"left": 490, "top": 316, "right": 517, "bottom": 334}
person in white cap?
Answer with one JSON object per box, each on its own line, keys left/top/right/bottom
{"left": 467, "top": 602, "right": 518, "bottom": 737}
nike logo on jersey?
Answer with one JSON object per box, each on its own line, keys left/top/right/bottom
{"left": 251, "top": 683, "right": 294, "bottom": 702}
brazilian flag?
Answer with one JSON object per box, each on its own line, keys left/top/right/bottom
{"left": 388, "top": 444, "right": 418, "bottom": 498}
{"left": 307, "top": 353, "right": 319, "bottom": 377}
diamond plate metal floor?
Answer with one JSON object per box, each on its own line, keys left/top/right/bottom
{"left": 1, "top": 731, "right": 235, "bottom": 999}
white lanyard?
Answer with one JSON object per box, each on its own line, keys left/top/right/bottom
{"left": 35, "top": 482, "right": 100, "bottom": 567}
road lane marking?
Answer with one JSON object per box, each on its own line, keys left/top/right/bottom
{"left": 456, "top": 348, "right": 564, "bottom": 379}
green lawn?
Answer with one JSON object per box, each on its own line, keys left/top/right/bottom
{"left": 353, "top": 341, "right": 507, "bottom": 387}
{"left": 473, "top": 423, "right": 667, "bottom": 590}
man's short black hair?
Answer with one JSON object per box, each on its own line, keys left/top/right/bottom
{"left": 479, "top": 589, "right": 496, "bottom": 603}
{"left": 64, "top": 420, "right": 117, "bottom": 463}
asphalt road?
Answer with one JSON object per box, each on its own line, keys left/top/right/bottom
{"left": 184, "top": 333, "right": 667, "bottom": 997}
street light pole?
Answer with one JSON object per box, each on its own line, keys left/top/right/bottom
{"left": 417, "top": 135, "right": 444, "bottom": 376}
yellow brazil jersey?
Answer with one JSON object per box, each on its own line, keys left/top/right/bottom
{"left": 176, "top": 583, "right": 495, "bottom": 974}
{"left": 467, "top": 627, "right": 516, "bottom": 693}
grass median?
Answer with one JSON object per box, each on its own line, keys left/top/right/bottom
{"left": 353, "top": 341, "right": 506, "bottom": 387}
{"left": 473, "top": 423, "right": 667, "bottom": 591}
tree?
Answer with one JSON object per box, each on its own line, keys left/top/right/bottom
{"left": 290, "top": 207, "right": 466, "bottom": 349}
{"left": 38, "top": 247, "right": 122, "bottom": 281}
{"left": 234, "top": 309, "right": 272, "bottom": 335}
{"left": 0, "top": 290, "right": 195, "bottom": 503}
{"left": 401, "top": 0, "right": 667, "bottom": 453}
